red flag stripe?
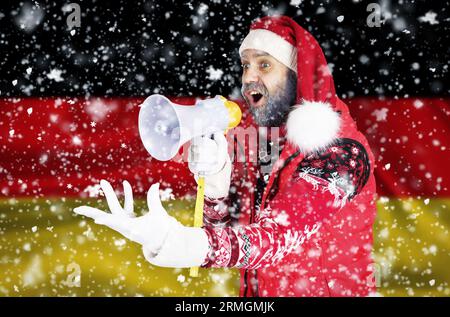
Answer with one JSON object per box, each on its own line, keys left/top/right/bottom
{"left": 0, "top": 97, "right": 448, "bottom": 198}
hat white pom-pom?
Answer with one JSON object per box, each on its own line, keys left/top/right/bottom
{"left": 286, "top": 101, "right": 341, "bottom": 153}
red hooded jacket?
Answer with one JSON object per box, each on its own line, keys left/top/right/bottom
{"left": 200, "top": 16, "right": 378, "bottom": 297}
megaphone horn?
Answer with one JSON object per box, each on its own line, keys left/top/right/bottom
{"left": 138, "top": 94, "right": 241, "bottom": 161}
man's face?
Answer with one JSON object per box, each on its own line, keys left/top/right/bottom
{"left": 240, "top": 49, "right": 297, "bottom": 127}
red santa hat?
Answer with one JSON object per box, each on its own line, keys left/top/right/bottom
{"left": 239, "top": 16, "right": 349, "bottom": 153}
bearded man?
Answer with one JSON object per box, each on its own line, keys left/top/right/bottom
{"left": 74, "top": 16, "right": 377, "bottom": 297}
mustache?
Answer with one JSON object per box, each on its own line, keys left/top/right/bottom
{"left": 241, "top": 82, "right": 269, "bottom": 97}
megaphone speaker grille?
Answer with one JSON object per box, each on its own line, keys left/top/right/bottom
{"left": 138, "top": 95, "right": 182, "bottom": 161}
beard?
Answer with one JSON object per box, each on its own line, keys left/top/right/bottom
{"left": 241, "top": 70, "right": 297, "bottom": 127}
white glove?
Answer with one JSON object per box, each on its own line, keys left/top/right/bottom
{"left": 188, "top": 132, "right": 232, "bottom": 199}
{"left": 73, "top": 180, "right": 209, "bottom": 268}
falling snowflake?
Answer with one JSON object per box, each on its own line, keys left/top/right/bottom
{"left": 85, "top": 99, "right": 118, "bottom": 122}
{"left": 289, "top": 0, "right": 303, "bottom": 6}
{"left": 274, "top": 211, "right": 291, "bottom": 226}
{"left": 206, "top": 66, "right": 224, "bottom": 81}
{"left": 46, "top": 69, "right": 64, "bottom": 82}
{"left": 177, "top": 274, "right": 186, "bottom": 283}
{"left": 413, "top": 99, "right": 424, "bottom": 109}
{"left": 418, "top": 11, "right": 439, "bottom": 25}
{"left": 371, "top": 108, "right": 389, "bottom": 122}
{"left": 114, "top": 239, "right": 126, "bottom": 247}
{"left": 159, "top": 187, "right": 175, "bottom": 201}
{"left": 72, "top": 136, "right": 82, "bottom": 145}
{"left": 83, "top": 184, "right": 103, "bottom": 197}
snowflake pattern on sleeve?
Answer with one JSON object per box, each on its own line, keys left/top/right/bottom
{"left": 295, "top": 138, "right": 370, "bottom": 208}
{"left": 203, "top": 196, "right": 231, "bottom": 227}
{"left": 202, "top": 209, "right": 321, "bottom": 269}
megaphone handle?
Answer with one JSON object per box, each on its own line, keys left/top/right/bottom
{"left": 189, "top": 176, "right": 205, "bottom": 277}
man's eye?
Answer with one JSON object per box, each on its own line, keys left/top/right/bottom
{"left": 241, "top": 63, "right": 250, "bottom": 69}
{"left": 261, "top": 62, "right": 270, "bottom": 69}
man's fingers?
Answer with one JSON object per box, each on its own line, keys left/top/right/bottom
{"left": 123, "top": 180, "right": 134, "bottom": 216}
{"left": 213, "top": 132, "right": 228, "bottom": 158}
{"left": 146, "top": 183, "right": 166, "bottom": 217}
{"left": 100, "top": 179, "right": 123, "bottom": 215}
{"left": 213, "top": 132, "right": 227, "bottom": 149}
{"left": 73, "top": 206, "right": 107, "bottom": 220}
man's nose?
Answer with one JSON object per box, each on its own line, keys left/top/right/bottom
{"left": 242, "top": 67, "right": 259, "bottom": 85}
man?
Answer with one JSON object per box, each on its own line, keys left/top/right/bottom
{"left": 74, "top": 16, "right": 377, "bottom": 297}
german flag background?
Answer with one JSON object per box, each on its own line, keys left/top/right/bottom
{"left": 0, "top": 1, "right": 448, "bottom": 296}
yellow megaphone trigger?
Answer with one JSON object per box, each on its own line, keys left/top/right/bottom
{"left": 219, "top": 96, "right": 242, "bottom": 131}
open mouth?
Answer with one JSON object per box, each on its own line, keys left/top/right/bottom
{"left": 246, "top": 90, "right": 265, "bottom": 108}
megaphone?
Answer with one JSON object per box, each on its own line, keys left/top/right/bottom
{"left": 138, "top": 94, "right": 242, "bottom": 278}
{"left": 138, "top": 94, "right": 242, "bottom": 161}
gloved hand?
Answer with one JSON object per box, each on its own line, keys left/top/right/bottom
{"left": 188, "top": 132, "right": 232, "bottom": 199}
{"left": 73, "top": 180, "right": 209, "bottom": 268}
